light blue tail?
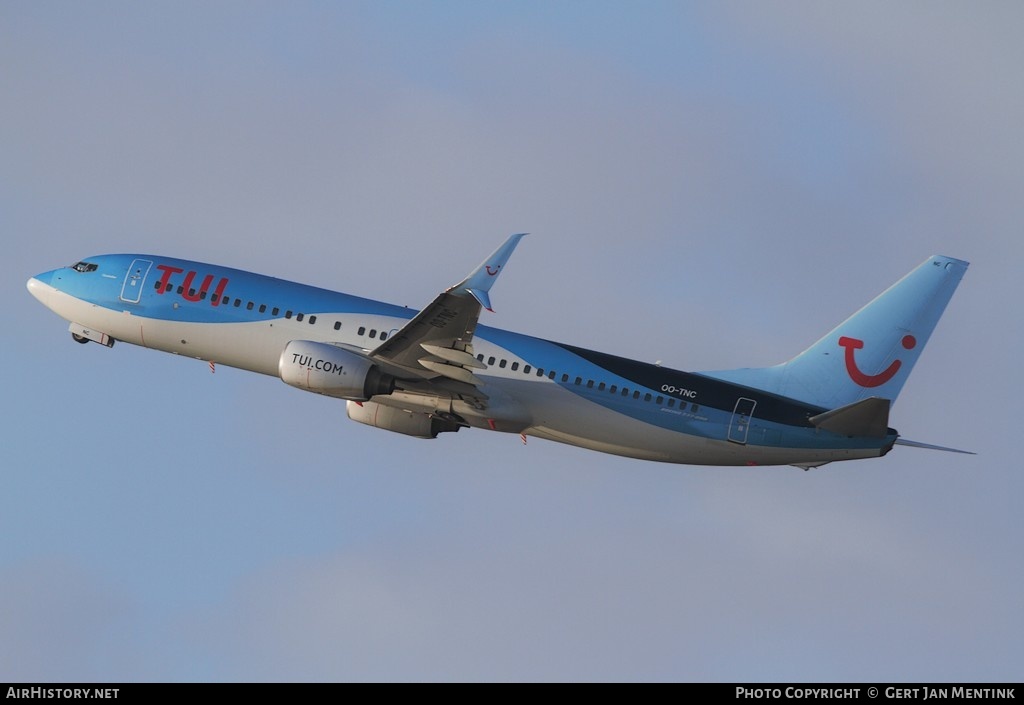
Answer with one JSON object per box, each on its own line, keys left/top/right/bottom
{"left": 701, "top": 256, "right": 969, "bottom": 410}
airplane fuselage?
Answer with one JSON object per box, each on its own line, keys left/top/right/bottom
{"left": 27, "top": 253, "right": 897, "bottom": 467}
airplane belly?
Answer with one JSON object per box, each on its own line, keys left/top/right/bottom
{"left": 124, "top": 318, "right": 286, "bottom": 375}
{"left": 499, "top": 380, "right": 706, "bottom": 462}
{"left": 502, "top": 380, "right": 884, "bottom": 467}
{"left": 35, "top": 284, "right": 284, "bottom": 375}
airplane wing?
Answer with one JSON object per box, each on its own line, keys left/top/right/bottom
{"left": 365, "top": 234, "right": 526, "bottom": 393}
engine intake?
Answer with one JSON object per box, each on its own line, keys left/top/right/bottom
{"left": 279, "top": 340, "right": 394, "bottom": 400}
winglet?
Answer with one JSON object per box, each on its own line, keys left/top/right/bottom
{"left": 449, "top": 233, "right": 527, "bottom": 312}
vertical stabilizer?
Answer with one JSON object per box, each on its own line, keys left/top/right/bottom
{"left": 701, "top": 256, "right": 969, "bottom": 410}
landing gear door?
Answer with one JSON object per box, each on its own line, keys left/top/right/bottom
{"left": 728, "top": 397, "right": 757, "bottom": 444}
{"left": 120, "top": 259, "right": 153, "bottom": 304}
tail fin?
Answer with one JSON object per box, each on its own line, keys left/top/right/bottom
{"left": 701, "top": 255, "right": 969, "bottom": 409}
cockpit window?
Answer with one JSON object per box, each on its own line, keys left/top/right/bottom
{"left": 71, "top": 261, "right": 98, "bottom": 273}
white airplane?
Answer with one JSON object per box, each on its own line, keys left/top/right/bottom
{"left": 27, "top": 235, "right": 971, "bottom": 468}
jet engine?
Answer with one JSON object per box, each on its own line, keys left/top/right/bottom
{"left": 346, "top": 400, "right": 462, "bottom": 439}
{"left": 279, "top": 340, "right": 394, "bottom": 400}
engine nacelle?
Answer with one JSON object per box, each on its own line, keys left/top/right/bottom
{"left": 279, "top": 340, "right": 394, "bottom": 400}
{"left": 346, "top": 400, "right": 462, "bottom": 439}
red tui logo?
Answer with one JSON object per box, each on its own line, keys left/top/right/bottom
{"left": 838, "top": 335, "right": 916, "bottom": 387}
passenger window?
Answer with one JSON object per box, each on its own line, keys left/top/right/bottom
{"left": 200, "top": 291, "right": 207, "bottom": 300}
{"left": 477, "top": 354, "right": 485, "bottom": 361}
{"left": 334, "top": 321, "right": 342, "bottom": 330}
{"left": 656, "top": 396, "right": 664, "bottom": 405}
{"left": 523, "top": 365, "right": 531, "bottom": 374}
{"left": 188, "top": 289, "right": 196, "bottom": 297}
{"left": 621, "top": 388, "right": 629, "bottom": 397}
{"left": 548, "top": 371, "right": 556, "bottom": 380}
{"left": 536, "top": 368, "right": 544, "bottom": 377}
{"left": 644, "top": 393, "right": 652, "bottom": 402}
{"left": 309, "top": 315, "right": 317, "bottom": 324}
{"left": 247, "top": 301, "right": 254, "bottom": 311}
{"left": 297, "top": 313, "right": 305, "bottom": 322}
{"left": 488, "top": 356, "right": 496, "bottom": 365}
{"left": 633, "top": 391, "right": 640, "bottom": 399}
{"left": 369, "top": 329, "right": 376, "bottom": 337}
{"left": 499, "top": 359, "right": 507, "bottom": 368}
{"left": 691, "top": 403, "right": 699, "bottom": 412}
{"left": 259, "top": 304, "right": 266, "bottom": 313}
{"left": 358, "top": 326, "right": 366, "bottom": 335}
{"left": 668, "top": 399, "right": 676, "bottom": 408}
{"left": 177, "top": 286, "right": 184, "bottom": 295}
{"left": 586, "top": 380, "right": 594, "bottom": 388}
{"left": 610, "top": 385, "right": 617, "bottom": 394}
{"left": 379, "top": 331, "right": 386, "bottom": 340}
{"left": 511, "top": 362, "right": 519, "bottom": 371}
{"left": 272, "top": 307, "right": 280, "bottom": 316}
{"left": 234, "top": 299, "right": 241, "bottom": 308}
{"left": 285, "top": 310, "right": 293, "bottom": 319}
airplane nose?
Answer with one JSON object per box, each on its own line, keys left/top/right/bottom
{"left": 27, "top": 273, "right": 53, "bottom": 307}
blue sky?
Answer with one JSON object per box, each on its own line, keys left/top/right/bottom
{"left": 3, "top": 1, "right": 1021, "bottom": 681}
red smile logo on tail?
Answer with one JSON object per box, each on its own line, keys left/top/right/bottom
{"left": 838, "top": 335, "right": 917, "bottom": 387}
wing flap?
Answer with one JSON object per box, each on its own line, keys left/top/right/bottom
{"left": 421, "top": 343, "right": 487, "bottom": 369}
{"left": 418, "top": 358, "right": 483, "bottom": 385}
{"left": 369, "top": 292, "right": 479, "bottom": 371}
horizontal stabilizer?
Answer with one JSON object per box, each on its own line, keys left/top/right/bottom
{"left": 894, "top": 438, "right": 975, "bottom": 455}
{"left": 809, "top": 397, "right": 890, "bottom": 438}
